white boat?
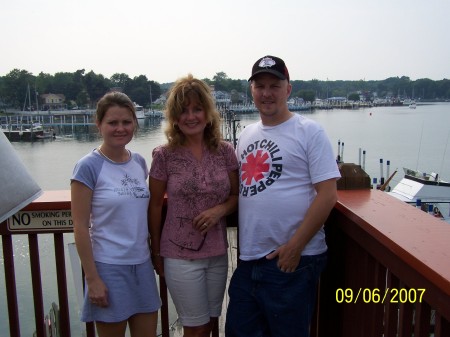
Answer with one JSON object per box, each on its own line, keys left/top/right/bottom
{"left": 144, "top": 110, "right": 164, "bottom": 119}
{"left": 134, "top": 102, "right": 163, "bottom": 119}
{"left": 402, "top": 98, "right": 413, "bottom": 106}
{"left": 409, "top": 101, "right": 417, "bottom": 109}
{"left": 388, "top": 168, "right": 450, "bottom": 223}
{"left": 25, "top": 123, "right": 55, "bottom": 139}
{"left": 134, "top": 103, "right": 145, "bottom": 119}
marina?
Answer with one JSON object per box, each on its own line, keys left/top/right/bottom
{"left": 0, "top": 110, "right": 165, "bottom": 142}
{"left": 1, "top": 102, "right": 450, "bottom": 336}
{"left": 0, "top": 112, "right": 95, "bottom": 141}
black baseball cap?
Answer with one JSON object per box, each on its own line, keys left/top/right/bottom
{"left": 248, "top": 55, "right": 290, "bottom": 82}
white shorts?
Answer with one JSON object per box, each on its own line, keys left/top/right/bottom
{"left": 164, "top": 254, "right": 228, "bottom": 327}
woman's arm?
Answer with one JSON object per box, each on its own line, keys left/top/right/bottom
{"left": 71, "top": 181, "right": 109, "bottom": 307}
{"left": 194, "top": 168, "right": 239, "bottom": 234}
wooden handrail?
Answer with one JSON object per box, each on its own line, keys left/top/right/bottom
{"left": 336, "top": 189, "right": 450, "bottom": 301}
{"left": 2, "top": 189, "right": 450, "bottom": 336}
{"left": 316, "top": 189, "right": 450, "bottom": 336}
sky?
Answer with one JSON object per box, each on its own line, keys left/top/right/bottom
{"left": 1, "top": 0, "right": 449, "bottom": 84}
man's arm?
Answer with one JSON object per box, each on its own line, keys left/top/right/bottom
{"left": 266, "top": 178, "right": 338, "bottom": 272}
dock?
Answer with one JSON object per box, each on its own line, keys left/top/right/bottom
{"left": 0, "top": 111, "right": 95, "bottom": 128}
{"left": 0, "top": 111, "right": 163, "bottom": 140}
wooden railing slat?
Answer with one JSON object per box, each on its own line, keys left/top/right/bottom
{"left": 28, "top": 234, "right": 45, "bottom": 337}
{"left": 54, "top": 233, "right": 71, "bottom": 337}
{"left": 383, "top": 272, "right": 400, "bottom": 336}
{"left": 414, "top": 301, "right": 432, "bottom": 337}
{"left": 2, "top": 234, "right": 21, "bottom": 336}
{"left": 435, "top": 311, "right": 450, "bottom": 337}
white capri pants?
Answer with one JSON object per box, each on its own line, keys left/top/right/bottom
{"left": 164, "top": 254, "right": 228, "bottom": 327}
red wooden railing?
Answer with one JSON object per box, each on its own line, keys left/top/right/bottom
{"left": 315, "top": 190, "right": 450, "bottom": 337}
{"left": 1, "top": 189, "right": 449, "bottom": 336}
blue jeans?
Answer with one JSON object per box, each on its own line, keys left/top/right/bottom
{"left": 225, "top": 252, "right": 327, "bottom": 337}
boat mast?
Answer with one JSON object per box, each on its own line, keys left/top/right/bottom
{"left": 35, "top": 85, "right": 39, "bottom": 111}
{"left": 149, "top": 84, "right": 153, "bottom": 110}
{"left": 28, "top": 84, "right": 32, "bottom": 111}
{"left": 22, "top": 84, "right": 29, "bottom": 111}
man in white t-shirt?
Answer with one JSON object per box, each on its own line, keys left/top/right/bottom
{"left": 226, "top": 56, "right": 341, "bottom": 337}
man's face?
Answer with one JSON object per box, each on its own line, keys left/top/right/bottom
{"left": 251, "top": 73, "right": 292, "bottom": 119}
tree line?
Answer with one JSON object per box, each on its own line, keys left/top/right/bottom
{"left": 1, "top": 68, "right": 449, "bottom": 111}
{"left": 0, "top": 69, "right": 163, "bottom": 110}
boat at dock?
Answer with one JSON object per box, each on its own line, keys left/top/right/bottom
{"left": 134, "top": 103, "right": 164, "bottom": 119}
{"left": 1, "top": 123, "right": 50, "bottom": 142}
{"left": 144, "top": 109, "right": 164, "bottom": 118}
{"left": 402, "top": 98, "right": 413, "bottom": 106}
{"left": 388, "top": 167, "right": 450, "bottom": 222}
{"left": 133, "top": 103, "right": 145, "bottom": 119}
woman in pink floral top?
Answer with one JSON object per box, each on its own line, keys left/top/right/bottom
{"left": 149, "top": 74, "right": 239, "bottom": 337}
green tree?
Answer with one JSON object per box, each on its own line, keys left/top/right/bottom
{"left": 84, "top": 71, "right": 111, "bottom": 106}
{"left": 295, "top": 89, "right": 316, "bottom": 103}
{"left": 1, "top": 69, "right": 35, "bottom": 108}
{"left": 1, "top": 69, "right": 449, "bottom": 110}
{"left": 110, "top": 73, "right": 130, "bottom": 90}
{"left": 348, "top": 93, "right": 360, "bottom": 101}
{"left": 149, "top": 81, "right": 161, "bottom": 106}
{"left": 126, "top": 75, "right": 149, "bottom": 105}
{"left": 212, "top": 72, "right": 229, "bottom": 91}
{"left": 76, "top": 90, "right": 90, "bottom": 108}
{"left": 35, "top": 72, "right": 54, "bottom": 98}
{"left": 436, "top": 79, "right": 450, "bottom": 99}
{"left": 53, "top": 72, "right": 85, "bottom": 102}
{"left": 415, "top": 78, "right": 434, "bottom": 99}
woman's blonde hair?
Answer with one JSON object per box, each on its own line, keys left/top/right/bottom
{"left": 164, "top": 74, "right": 222, "bottom": 150}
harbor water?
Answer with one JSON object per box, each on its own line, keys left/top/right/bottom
{"left": 1, "top": 102, "right": 450, "bottom": 336}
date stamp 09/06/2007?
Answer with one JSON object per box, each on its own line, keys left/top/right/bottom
{"left": 336, "top": 288, "right": 426, "bottom": 304}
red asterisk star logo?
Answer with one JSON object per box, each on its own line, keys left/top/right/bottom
{"left": 241, "top": 150, "right": 270, "bottom": 185}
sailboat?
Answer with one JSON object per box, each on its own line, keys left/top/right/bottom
{"left": 22, "top": 83, "right": 39, "bottom": 112}
{"left": 1, "top": 84, "right": 49, "bottom": 141}
{"left": 409, "top": 87, "right": 416, "bottom": 108}
{"left": 2, "top": 122, "right": 46, "bottom": 141}
{"left": 144, "top": 84, "right": 164, "bottom": 119}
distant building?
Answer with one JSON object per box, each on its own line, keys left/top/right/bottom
{"left": 212, "top": 90, "right": 231, "bottom": 106}
{"left": 153, "top": 95, "right": 167, "bottom": 105}
{"left": 109, "top": 87, "right": 123, "bottom": 93}
{"left": 40, "top": 93, "right": 66, "bottom": 111}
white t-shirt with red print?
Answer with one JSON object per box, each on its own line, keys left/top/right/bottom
{"left": 236, "top": 114, "right": 341, "bottom": 260}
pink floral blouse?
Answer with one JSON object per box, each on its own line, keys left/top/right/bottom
{"left": 150, "top": 141, "right": 238, "bottom": 259}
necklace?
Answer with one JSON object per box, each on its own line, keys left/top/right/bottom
{"left": 97, "top": 146, "right": 129, "bottom": 163}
